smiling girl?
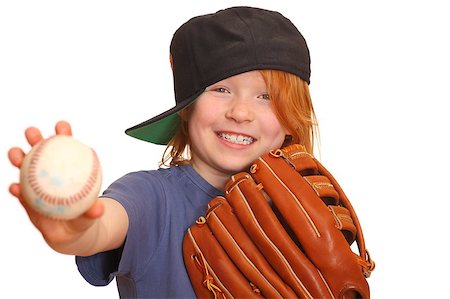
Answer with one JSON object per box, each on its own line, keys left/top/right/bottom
{"left": 183, "top": 70, "right": 312, "bottom": 189}
{"left": 8, "top": 6, "right": 318, "bottom": 298}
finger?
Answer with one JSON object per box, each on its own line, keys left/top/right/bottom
{"left": 9, "top": 183, "right": 36, "bottom": 217}
{"left": 64, "top": 200, "right": 104, "bottom": 234}
{"left": 8, "top": 147, "right": 25, "bottom": 168}
{"left": 82, "top": 200, "right": 104, "bottom": 219}
{"left": 9, "top": 183, "right": 21, "bottom": 198}
{"left": 55, "top": 120, "right": 72, "bottom": 136}
{"left": 25, "top": 127, "right": 43, "bottom": 146}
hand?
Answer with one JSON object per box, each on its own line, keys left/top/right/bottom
{"left": 8, "top": 121, "right": 105, "bottom": 252}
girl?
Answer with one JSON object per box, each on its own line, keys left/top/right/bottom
{"left": 8, "top": 6, "right": 317, "bottom": 298}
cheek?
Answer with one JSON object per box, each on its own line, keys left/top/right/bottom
{"left": 261, "top": 111, "right": 288, "bottom": 141}
{"left": 187, "top": 99, "right": 220, "bottom": 145}
{"left": 189, "top": 110, "right": 212, "bottom": 135}
{"left": 189, "top": 96, "right": 218, "bottom": 127}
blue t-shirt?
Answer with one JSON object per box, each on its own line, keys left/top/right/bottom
{"left": 76, "top": 165, "right": 223, "bottom": 298}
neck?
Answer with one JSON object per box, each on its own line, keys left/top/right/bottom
{"left": 190, "top": 161, "right": 232, "bottom": 191}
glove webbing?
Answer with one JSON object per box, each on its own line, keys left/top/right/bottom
{"left": 277, "top": 145, "right": 374, "bottom": 277}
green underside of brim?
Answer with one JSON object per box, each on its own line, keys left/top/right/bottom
{"left": 125, "top": 113, "right": 181, "bottom": 145}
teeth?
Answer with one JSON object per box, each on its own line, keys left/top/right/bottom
{"left": 218, "top": 133, "right": 254, "bottom": 145}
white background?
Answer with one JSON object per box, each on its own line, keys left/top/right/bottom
{"left": 1, "top": 1, "right": 449, "bottom": 298}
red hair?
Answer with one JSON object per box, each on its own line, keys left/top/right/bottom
{"left": 259, "top": 70, "right": 318, "bottom": 154}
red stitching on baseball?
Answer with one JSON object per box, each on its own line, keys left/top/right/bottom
{"left": 27, "top": 136, "right": 100, "bottom": 208}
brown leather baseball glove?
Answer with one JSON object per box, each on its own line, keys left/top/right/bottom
{"left": 183, "top": 144, "right": 375, "bottom": 298}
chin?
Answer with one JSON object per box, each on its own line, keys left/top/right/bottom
{"left": 221, "top": 160, "right": 254, "bottom": 175}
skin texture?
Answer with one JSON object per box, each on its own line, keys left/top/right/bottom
{"left": 189, "top": 71, "right": 289, "bottom": 189}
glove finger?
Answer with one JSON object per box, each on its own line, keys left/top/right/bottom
{"left": 226, "top": 173, "right": 334, "bottom": 299}
{"left": 183, "top": 212, "right": 260, "bottom": 299}
{"left": 205, "top": 197, "right": 297, "bottom": 298}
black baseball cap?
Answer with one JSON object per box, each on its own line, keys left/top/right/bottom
{"left": 125, "top": 6, "right": 311, "bottom": 145}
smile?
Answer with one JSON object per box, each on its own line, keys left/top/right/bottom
{"left": 217, "top": 132, "right": 255, "bottom": 145}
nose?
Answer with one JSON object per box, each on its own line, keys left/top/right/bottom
{"left": 225, "top": 97, "right": 254, "bottom": 123}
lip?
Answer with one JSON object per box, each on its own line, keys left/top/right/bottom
{"left": 215, "top": 131, "right": 257, "bottom": 148}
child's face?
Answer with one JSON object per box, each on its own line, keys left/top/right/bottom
{"left": 188, "top": 70, "right": 289, "bottom": 183}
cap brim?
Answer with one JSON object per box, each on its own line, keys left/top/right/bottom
{"left": 125, "top": 91, "right": 201, "bottom": 145}
{"left": 125, "top": 113, "right": 180, "bottom": 145}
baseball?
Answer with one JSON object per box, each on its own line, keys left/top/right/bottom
{"left": 20, "top": 135, "right": 102, "bottom": 220}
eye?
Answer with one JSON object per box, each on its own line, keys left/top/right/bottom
{"left": 214, "top": 87, "right": 230, "bottom": 93}
{"left": 258, "top": 93, "right": 270, "bottom": 100}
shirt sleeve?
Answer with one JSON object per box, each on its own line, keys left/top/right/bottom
{"left": 76, "top": 171, "right": 168, "bottom": 286}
